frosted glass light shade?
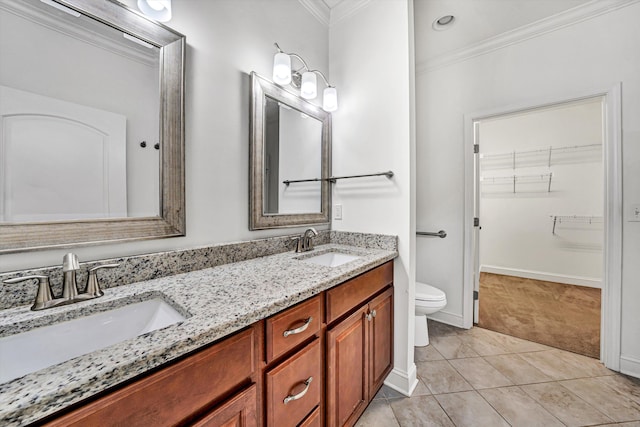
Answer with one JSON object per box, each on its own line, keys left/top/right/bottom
{"left": 300, "top": 72, "right": 317, "bottom": 99}
{"left": 273, "top": 53, "right": 292, "bottom": 85}
{"left": 323, "top": 87, "right": 338, "bottom": 112}
{"left": 137, "top": 0, "right": 172, "bottom": 22}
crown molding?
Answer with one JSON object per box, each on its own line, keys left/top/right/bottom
{"left": 416, "top": 0, "right": 640, "bottom": 75}
{"left": 330, "top": 0, "right": 371, "bottom": 26}
{"left": 298, "top": 0, "right": 330, "bottom": 27}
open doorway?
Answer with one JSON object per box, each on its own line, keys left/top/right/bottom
{"left": 472, "top": 97, "right": 604, "bottom": 358}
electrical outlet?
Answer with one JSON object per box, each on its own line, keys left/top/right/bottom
{"left": 631, "top": 204, "right": 640, "bottom": 222}
{"left": 334, "top": 204, "right": 343, "bottom": 220}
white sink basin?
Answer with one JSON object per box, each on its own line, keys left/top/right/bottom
{"left": 0, "top": 298, "right": 185, "bottom": 384}
{"left": 300, "top": 252, "right": 361, "bottom": 267}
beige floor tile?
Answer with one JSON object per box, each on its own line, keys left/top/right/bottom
{"left": 384, "top": 385, "right": 408, "bottom": 400}
{"left": 428, "top": 319, "right": 463, "bottom": 337}
{"left": 551, "top": 348, "right": 615, "bottom": 377}
{"left": 355, "top": 400, "right": 400, "bottom": 427}
{"left": 410, "top": 379, "right": 432, "bottom": 397}
{"left": 390, "top": 395, "right": 454, "bottom": 427}
{"left": 435, "top": 391, "right": 509, "bottom": 427}
{"left": 519, "top": 349, "right": 592, "bottom": 380}
{"left": 448, "top": 357, "right": 513, "bottom": 389}
{"left": 416, "top": 360, "right": 473, "bottom": 394}
{"left": 560, "top": 377, "right": 640, "bottom": 422}
{"left": 415, "top": 344, "right": 445, "bottom": 362}
{"left": 457, "top": 330, "right": 510, "bottom": 356}
{"left": 372, "top": 386, "right": 386, "bottom": 401}
{"left": 430, "top": 334, "right": 480, "bottom": 359}
{"left": 596, "top": 422, "right": 640, "bottom": 427}
{"left": 596, "top": 374, "right": 640, "bottom": 405}
{"left": 521, "top": 382, "right": 613, "bottom": 426}
{"left": 479, "top": 386, "right": 564, "bottom": 427}
{"left": 483, "top": 353, "right": 553, "bottom": 385}
{"left": 480, "top": 328, "right": 551, "bottom": 353}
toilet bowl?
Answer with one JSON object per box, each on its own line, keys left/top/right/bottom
{"left": 415, "top": 282, "right": 447, "bottom": 347}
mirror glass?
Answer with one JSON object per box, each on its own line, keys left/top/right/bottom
{"left": 250, "top": 72, "right": 330, "bottom": 230}
{"left": 0, "top": 0, "right": 185, "bottom": 253}
{"left": 263, "top": 96, "right": 323, "bottom": 214}
{"left": 0, "top": 0, "right": 160, "bottom": 222}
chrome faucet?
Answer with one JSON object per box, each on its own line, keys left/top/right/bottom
{"left": 292, "top": 227, "right": 318, "bottom": 253}
{"left": 62, "top": 252, "right": 80, "bottom": 300}
{"left": 2, "top": 253, "right": 119, "bottom": 311}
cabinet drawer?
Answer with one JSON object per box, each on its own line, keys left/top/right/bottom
{"left": 326, "top": 261, "right": 393, "bottom": 324}
{"left": 44, "top": 327, "right": 257, "bottom": 427}
{"left": 266, "top": 295, "right": 322, "bottom": 363}
{"left": 266, "top": 339, "right": 322, "bottom": 427}
{"left": 299, "top": 406, "right": 321, "bottom": 427}
{"left": 192, "top": 384, "right": 257, "bottom": 427}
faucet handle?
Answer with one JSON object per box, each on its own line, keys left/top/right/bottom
{"left": 291, "top": 237, "right": 303, "bottom": 253}
{"left": 3, "top": 275, "right": 54, "bottom": 311}
{"left": 84, "top": 264, "right": 119, "bottom": 298}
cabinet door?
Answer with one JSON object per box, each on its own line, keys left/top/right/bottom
{"left": 192, "top": 384, "right": 257, "bottom": 427}
{"left": 326, "top": 305, "right": 369, "bottom": 427}
{"left": 368, "top": 288, "right": 393, "bottom": 397}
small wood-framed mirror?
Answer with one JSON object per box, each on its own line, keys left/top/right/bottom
{"left": 249, "top": 72, "right": 331, "bottom": 230}
{"left": 0, "top": 0, "right": 185, "bottom": 253}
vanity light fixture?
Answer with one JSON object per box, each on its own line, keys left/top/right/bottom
{"left": 272, "top": 42, "right": 338, "bottom": 112}
{"left": 137, "top": 0, "right": 172, "bottom": 22}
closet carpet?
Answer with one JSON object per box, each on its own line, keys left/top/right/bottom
{"left": 477, "top": 272, "right": 601, "bottom": 358}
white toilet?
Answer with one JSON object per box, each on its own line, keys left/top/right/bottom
{"left": 415, "top": 282, "right": 447, "bottom": 347}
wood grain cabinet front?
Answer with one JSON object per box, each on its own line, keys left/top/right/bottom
{"left": 326, "top": 287, "right": 394, "bottom": 427}
{"left": 265, "top": 338, "right": 322, "bottom": 427}
{"left": 265, "top": 294, "right": 322, "bottom": 363}
{"left": 192, "top": 384, "right": 258, "bottom": 427}
{"left": 43, "top": 326, "right": 258, "bottom": 427}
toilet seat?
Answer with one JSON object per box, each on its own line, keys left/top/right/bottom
{"left": 416, "top": 282, "right": 446, "bottom": 302}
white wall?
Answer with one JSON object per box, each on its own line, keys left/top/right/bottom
{"left": 0, "top": 0, "right": 329, "bottom": 272}
{"left": 415, "top": 3, "right": 640, "bottom": 374}
{"left": 330, "top": 0, "right": 416, "bottom": 395}
{"left": 479, "top": 99, "right": 603, "bottom": 286}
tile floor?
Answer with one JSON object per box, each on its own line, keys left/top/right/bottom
{"left": 356, "top": 320, "right": 640, "bottom": 427}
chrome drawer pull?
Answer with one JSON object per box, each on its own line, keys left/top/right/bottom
{"left": 283, "top": 316, "right": 313, "bottom": 337}
{"left": 283, "top": 377, "right": 313, "bottom": 404}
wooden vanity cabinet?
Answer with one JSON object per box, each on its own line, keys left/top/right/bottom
{"left": 42, "top": 325, "right": 261, "bottom": 427}
{"left": 41, "top": 262, "right": 393, "bottom": 427}
{"left": 325, "top": 263, "right": 394, "bottom": 427}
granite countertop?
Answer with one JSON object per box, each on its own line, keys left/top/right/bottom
{"left": 0, "top": 243, "right": 397, "bottom": 426}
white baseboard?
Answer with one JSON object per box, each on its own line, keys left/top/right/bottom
{"left": 620, "top": 355, "right": 640, "bottom": 379}
{"left": 384, "top": 364, "right": 418, "bottom": 397}
{"left": 427, "top": 310, "right": 466, "bottom": 329}
{"left": 481, "top": 265, "right": 602, "bottom": 288}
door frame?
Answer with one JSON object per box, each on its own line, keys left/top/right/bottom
{"left": 462, "top": 84, "right": 622, "bottom": 369}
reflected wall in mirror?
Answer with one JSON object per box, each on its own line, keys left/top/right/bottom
{"left": 250, "top": 72, "right": 331, "bottom": 229}
{"left": 0, "top": 0, "right": 185, "bottom": 253}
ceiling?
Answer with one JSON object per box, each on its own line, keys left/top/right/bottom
{"left": 414, "top": 0, "right": 589, "bottom": 63}
{"left": 318, "top": 0, "right": 591, "bottom": 63}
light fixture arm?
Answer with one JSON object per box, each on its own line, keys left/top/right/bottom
{"left": 273, "top": 43, "right": 333, "bottom": 88}
{"left": 272, "top": 42, "right": 337, "bottom": 111}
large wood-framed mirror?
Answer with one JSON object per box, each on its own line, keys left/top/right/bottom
{"left": 0, "top": 0, "right": 185, "bottom": 253}
{"left": 249, "top": 72, "right": 331, "bottom": 230}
